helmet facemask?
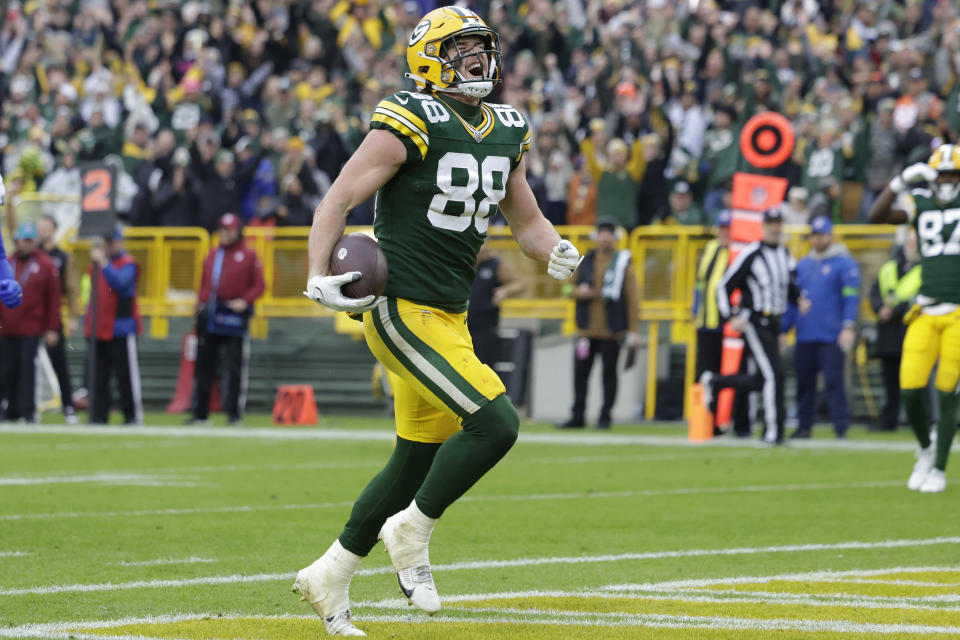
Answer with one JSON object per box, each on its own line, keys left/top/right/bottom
{"left": 935, "top": 172, "right": 960, "bottom": 203}
{"left": 437, "top": 30, "right": 501, "bottom": 98}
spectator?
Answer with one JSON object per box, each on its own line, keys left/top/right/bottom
{"left": 85, "top": 225, "right": 142, "bottom": 425}
{"left": 558, "top": 219, "right": 640, "bottom": 430}
{"left": 468, "top": 240, "right": 527, "bottom": 369}
{"left": 858, "top": 98, "right": 901, "bottom": 220}
{"left": 699, "top": 104, "right": 740, "bottom": 223}
{"left": 801, "top": 120, "right": 844, "bottom": 220}
{"left": 274, "top": 174, "right": 314, "bottom": 227}
{"left": 868, "top": 232, "right": 921, "bottom": 432}
{"left": 149, "top": 148, "right": 198, "bottom": 226}
{"left": 39, "top": 141, "right": 82, "bottom": 231}
{"left": 782, "top": 186, "right": 811, "bottom": 225}
{"left": 782, "top": 216, "right": 860, "bottom": 439}
{"left": 36, "top": 215, "right": 80, "bottom": 424}
{"left": 581, "top": 135, "right": 645, "bottom": 231}
{"left": 191, "top": 214, "right": 265, "bottom": 426}
{"left": 0, "top": 222, "right": 61, "bottom": 423}
{"left": 191, "top": 149, "right": 242, "bottom": 232}
{"left": 665, "top": 181, "right": 704, "bottom": 226}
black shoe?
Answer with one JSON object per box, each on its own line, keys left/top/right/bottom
{"left": 595, "top": 416, "right": 611, "bottom": 430}
{"left": 227, "top": 416, "right": 243, "bottom": 426}
{"left": 789, "top": 429, "right": 812, "bottom": 439}
{"left": 555, "top": 418, "right": 585, "bottom": 429}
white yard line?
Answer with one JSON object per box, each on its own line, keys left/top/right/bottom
{"left": 0, "top": 473, "right": 202, "bottom": 487}
{"left": 0, "top": 480, "right": 904, "bottom": 522}
{"left": 0, "top": 551, "right": 31, "bottom": 558}
{"left": 0, "top": 423, "right": 929, "bottom": 451}
{"left": 116, "top": 557, "right": 216, "bottom": 567}
{"left": 3, "top": 537, "right": 959, "bottom": 597}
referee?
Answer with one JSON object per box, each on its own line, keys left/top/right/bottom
{"left": 700, "top": 208, "right": 810, "bottom": 444}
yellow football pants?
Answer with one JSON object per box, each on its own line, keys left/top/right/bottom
{"left": 363, "top": 298, "right": 506, "bottom": 443}
{"left": 900, "top": 307, "right": 960, "bottom": 392}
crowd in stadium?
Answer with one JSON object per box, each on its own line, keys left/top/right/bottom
{"left": 2, "top": 0, "right": 959, "bottom": 232}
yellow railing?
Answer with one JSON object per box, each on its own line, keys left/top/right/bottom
{"left": 6, "top": 192, "right": 901, "bottom": 418}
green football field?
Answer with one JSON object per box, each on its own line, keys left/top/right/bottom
{"left": 1, "top": 413, "right": 959, "bottom": 639}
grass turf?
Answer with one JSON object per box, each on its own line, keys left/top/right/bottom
{"left": 0, "top": 413, "right": 957, "bottom": 638}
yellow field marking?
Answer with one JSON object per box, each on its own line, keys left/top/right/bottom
{"left": 449, "top": 594, "right": 960, "bottom": 628}
{"left": 702, "top": 579, "right": 960, "bottom": 599}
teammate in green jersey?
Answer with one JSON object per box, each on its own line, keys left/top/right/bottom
{"left": 870, "top": 144, "right": 960, "bottom": 494}
{"left": 297, "top": 6, "right": 581, "bottom": 636}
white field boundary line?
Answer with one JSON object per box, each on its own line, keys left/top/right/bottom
{"left": 0, "top": 551, "right": 31, "bottom": 558}
{"left": 116, "top": 557, "right": 215, "bottom": 567}
{"left": 0, "top": 480, "right": 904, "bottom": 522}
{"left": 0, "top": 424, "right": 929, "bottom": 451}
{"left": 3, "top": 537, "right": 960, "bottom": 597}
{"left": 0, "top": 473, "right": 204, "bottom": 487}
{"left": 0, "top": 449, "right": 792, "bottom": 479}
{"left": 0, "top": 460, "right": 381, "bottom": 479}
{"left": 5, "top": 609, "right": 960, "bottom": 638}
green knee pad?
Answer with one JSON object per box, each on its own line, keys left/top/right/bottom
{"left": 461, "top": 393, "right": 520, "bottom": 453}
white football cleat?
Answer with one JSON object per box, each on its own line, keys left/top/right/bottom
{"left": 378, "top": 504, "right": 441, "bottom": 614}
{"left": 919, "top": 468, "right": 946, "bottom": 493}
{"left": 292, "top": 542, "right": 365, "bottom": 637}
{"left": 699, "top": 371, "right": 715, "bottom": 411}
{"left": 907, "top": 445, "right": 935, "bottom": 491}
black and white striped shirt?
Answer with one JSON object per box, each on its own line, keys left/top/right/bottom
{"left": 716, "top": 241, "right": 800, "bottom": 320}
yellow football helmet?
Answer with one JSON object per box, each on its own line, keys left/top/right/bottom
{"left": 405, "top": 6, "right": 501, "bottom": 99}
{"left": 928, "top": 143, "right": 960, "bottom": 202}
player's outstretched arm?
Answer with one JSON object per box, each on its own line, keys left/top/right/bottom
{"left": 305, "top": 130, "right": 405, "bottom": 312}
{"left": 500, "top": 156, "right": 580, "bottom": 279}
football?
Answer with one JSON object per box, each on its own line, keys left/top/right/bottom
{"left": 329, "top": 233, "right": 389, "bottom": 299}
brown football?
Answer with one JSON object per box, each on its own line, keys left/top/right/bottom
{"left": 329, "top": 233, "right": 389, "bottom": 299}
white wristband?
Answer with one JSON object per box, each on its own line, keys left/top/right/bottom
{"left": 889, "top": 175, "right": 906, "bottom": 194}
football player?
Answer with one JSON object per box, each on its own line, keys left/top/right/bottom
{"left": 0, "top": 172, "right": 24, "bottom": 309}
{"left": 298, "top": 7, "right": 580, "bottom": 636}
{"left": 869, "top": 144, "right": 960, "bottom": 493}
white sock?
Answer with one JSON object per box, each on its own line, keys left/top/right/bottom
{"left": 404, "top": 500, "right": 437, "bottom": 533}
{"left": 323, "top": 539, "right": 363, "bottom": 577}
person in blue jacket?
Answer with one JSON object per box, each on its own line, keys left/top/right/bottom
{"left": 782, "top": 216, "right": 860, "bottom": 439}
{"left": 0, "top": 174, "right": 24, "bottom": 309}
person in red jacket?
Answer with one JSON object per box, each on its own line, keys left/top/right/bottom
{"left": 85, "top": 225, "right": 143, "bottom": 425}
{"left": 0, "top": 222, "right": 61, "bottom": 422}
{"left": 190, "top": 213, "right": 265, "bottom": 425}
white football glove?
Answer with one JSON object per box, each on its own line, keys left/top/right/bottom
{"left": 0, "top": 171, "right": 5, "bottom": 206}
{"left": 889, "top": 163, "right": 937, "bottom": 194}
{"left": 547, "top": 239, "right": 581, "bottom": 280}
{"left": 303, "top": 273, "right": 381, "bottom": 313}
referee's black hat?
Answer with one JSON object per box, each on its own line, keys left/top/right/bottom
{"left": 762, "top": 207, "right": 784, "bottom": 223}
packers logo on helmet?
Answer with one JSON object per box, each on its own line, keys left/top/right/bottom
{"left": 405, "top": 6, "right": 501, "bottom": 99}
{"left": 928, "top": 143, "right": 960, "bottom": 203}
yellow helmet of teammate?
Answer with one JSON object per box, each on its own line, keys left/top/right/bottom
{"left": 405, "top": 6, "right": 501, "bottom": 99}
{"left": 928, "top": 143, "right": 960, "bottom": 202}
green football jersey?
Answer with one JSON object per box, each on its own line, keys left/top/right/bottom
{"left": 370, "top": 91, "right": 531, "bottom": 313}
{"left": 906, "top": 187, "right": 960, "bottom": 304}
